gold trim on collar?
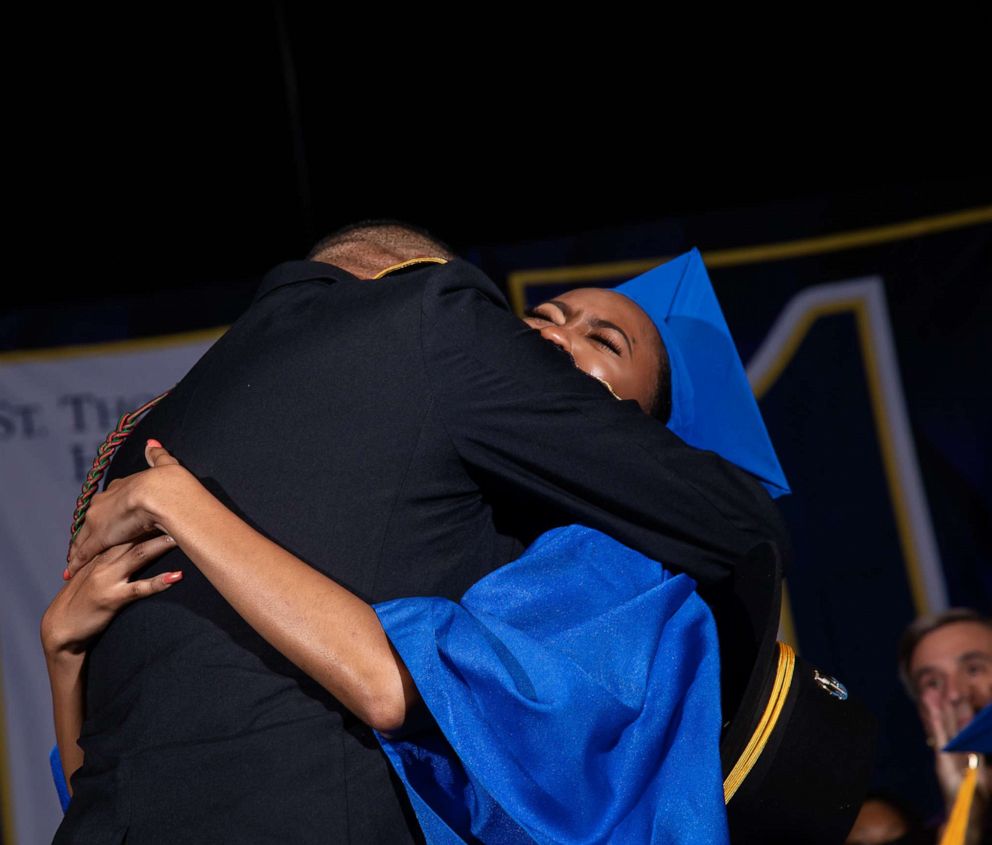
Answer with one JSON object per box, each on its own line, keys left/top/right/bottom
{"left": 372, "top": 257, "right": 449, "bottom": 279}
{"left": 724, "top": 641, "right": 796, "bottom": 803}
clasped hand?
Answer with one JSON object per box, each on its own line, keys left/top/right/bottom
{"left": 43, "top": 442, "right": 190, "bottom": 657}
{"left": 65, "top": 441, "right": 187, "bottom": 579}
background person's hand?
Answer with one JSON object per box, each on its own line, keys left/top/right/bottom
{"left": 66, "top": 440, "right": 190, "bottom": 578}
{"left": 44, "top": 537, "right": 182, "bottom": 656}
{"left": 921, "top": 688, "right": 990, "bottom": 809}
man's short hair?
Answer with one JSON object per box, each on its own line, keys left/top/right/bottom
{"left": 308, "top": 219, "right": 456, "bottom": 265}
{"left": 897, "top": 607, "right": 992, "bottom": 700}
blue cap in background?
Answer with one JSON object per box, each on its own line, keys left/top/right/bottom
{"left": 946, "top": 702, "right": 992, "bottom": 755}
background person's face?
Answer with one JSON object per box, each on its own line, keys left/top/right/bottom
{"left": 522, "top": 288, "right": 663, "bottom": 415}
{"left": 910, "top": 621, "right": 992, "bottom": 731}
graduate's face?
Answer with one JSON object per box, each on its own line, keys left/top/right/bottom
{"left": 909, "top": 621, "right": 992, "bottom": 736}
{"left": 522, "top": 288, "right": 663, "bottom": 415}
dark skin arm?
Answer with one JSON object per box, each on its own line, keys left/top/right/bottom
{"left": 42, "top": 536, "right": 181, "bottom": 792}
{"left": 67, "top": 442, "right": 422, "bottom": 736}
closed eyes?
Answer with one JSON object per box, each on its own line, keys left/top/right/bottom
{"left": 592, "top": 334, "right": 623, "bottom": 355}
{"left": 525, "top": 307, "right": 624, "bottom": 356}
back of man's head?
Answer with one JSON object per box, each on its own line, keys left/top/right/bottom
{"left": 308, "top": 220, "right": 455, "bottom": 278}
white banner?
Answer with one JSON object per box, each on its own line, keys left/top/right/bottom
{"left": 0, "top": 330, "right": 222, "bottom": 845}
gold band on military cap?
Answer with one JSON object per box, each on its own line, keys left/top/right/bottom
{"left": 724, "top": 641, "right": 797, "bottom": 803}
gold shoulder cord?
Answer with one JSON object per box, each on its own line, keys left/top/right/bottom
{"left": 372, "top": 257, "right": 449, "bottom": 279}
{"left": 724, "top": 641, "right": 797, "bottom": 803}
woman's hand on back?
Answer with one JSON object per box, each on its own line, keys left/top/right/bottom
{"left": 65, "top": 440, "right": 193, "bottom": 579}
{"left": 43, "top": 537, "right": 182, "bottom": 657}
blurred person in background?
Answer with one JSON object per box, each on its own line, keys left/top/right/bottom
{"left": 899, "top": 608, "right": 992, "bottom": 844}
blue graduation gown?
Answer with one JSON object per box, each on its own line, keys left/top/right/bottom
{"left": 373, "top": 525, "right": 729, "bottom": 845}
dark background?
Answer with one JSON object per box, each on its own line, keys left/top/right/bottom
{"left": 9, "top": 4, "right": 989, "bottom": 319}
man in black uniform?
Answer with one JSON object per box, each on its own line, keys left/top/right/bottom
{"left": 55, "top": 223, "right": 787, "bottom": 843}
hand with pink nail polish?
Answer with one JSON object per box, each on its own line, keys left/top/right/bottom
{"left": 66, "top": 440, "right": 192, "bottom": 579}
{"left": 43, "top": 537, "right": 181, "bottom": 657}
{"left": 42, "top": 535, "right": 182, "bottom": 791}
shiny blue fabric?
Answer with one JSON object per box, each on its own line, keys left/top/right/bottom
{"left": 373, "top": 525, "right": 729, "bottom": 844}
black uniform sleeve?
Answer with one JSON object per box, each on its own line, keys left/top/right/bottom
{"left": 419, "top": 260, "right": 788, "bottom": 587}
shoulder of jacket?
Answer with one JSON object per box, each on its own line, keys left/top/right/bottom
{"left": 419, "top": 259, "right": 511, "bottom": 314}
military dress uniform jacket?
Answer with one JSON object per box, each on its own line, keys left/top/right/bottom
{"left": 55, "top": 258, "right": 786, "bottom": 844}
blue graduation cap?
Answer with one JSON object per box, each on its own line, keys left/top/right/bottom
{"left": 946, "top": 702, "right": 992, "bottom": 755}
{"left": 614, "top": 248, "right": 790, "bottom": 498}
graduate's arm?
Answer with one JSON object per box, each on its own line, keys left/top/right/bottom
{"left": 420, "top": 261, "right": 788, "bottom": 585}
{"left": 66, "top": 447, "right": 420, "bottom": 734}
{"left": 42, "top": 537, "right": 180, "bottom": 792}
{"left": 43, "top": 650, "right": 85, "bottom": 794}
